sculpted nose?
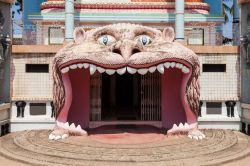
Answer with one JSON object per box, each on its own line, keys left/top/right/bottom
{"left": 112, "top": 40, "right": 141, "bottom": 61}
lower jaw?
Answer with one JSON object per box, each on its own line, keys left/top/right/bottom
{"left": 57, "top": 65, "right": 193, "bottom": 130}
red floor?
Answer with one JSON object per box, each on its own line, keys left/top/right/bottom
{"left": 88, "top": 125, "right": 166, "bottom": 144}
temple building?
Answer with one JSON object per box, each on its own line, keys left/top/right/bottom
{"left": 9, "top": 0, "right": 243, "bottom": 132}
{"left": 28, "top": 0, "right": 224, "bottom": 45}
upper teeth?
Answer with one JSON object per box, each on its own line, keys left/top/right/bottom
{"left": 60, "top": 62, "right": 190, "bottom": 75}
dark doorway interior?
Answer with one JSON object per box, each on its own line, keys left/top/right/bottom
{"left": 101, "top": 73, "right": 140, "bottom": 120}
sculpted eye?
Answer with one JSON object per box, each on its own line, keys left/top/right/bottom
{"left": 98, "top": 35, "right": 116, "bottom": 45}
{"left": 138, "top": 35, "right": 152, "bottom": 45}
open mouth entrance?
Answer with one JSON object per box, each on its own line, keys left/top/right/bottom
{"left": 101, "top": 73, "right": 140, "bottom": 120}
{"left": 59, "top": 61, "right": 193, "bottom": 130}
{"left": 90, "top": 72, "right": 162, "bottom": 122}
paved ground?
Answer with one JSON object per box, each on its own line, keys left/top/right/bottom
{"left": 0, "top": 128, "right": 250, "bottom": 166}
{"left": 88, "top": 125, "right": 166, "bottom": 144}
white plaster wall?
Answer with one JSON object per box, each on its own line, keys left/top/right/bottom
{"left": 199, "top": 54, "right": 240, "bottom": 101}
{"left": 11, "top": 54, "right": 54, "bottom": 101}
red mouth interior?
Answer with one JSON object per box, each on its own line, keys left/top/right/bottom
{"left": 162, "top": 68, "right": 190, "bottom": 128}
{"left": 58, "top": 62, "right": 192, "bottom": 129}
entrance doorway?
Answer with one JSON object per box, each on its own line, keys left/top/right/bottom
{"left": 101, "top": 73, "right": 140, "bottom": 120}
{"left": 90, "top": 72, "right": 162, "bottom": 126}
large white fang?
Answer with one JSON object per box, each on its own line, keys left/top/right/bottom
{"left": 138, "top": 68, "right": 148, "bottom": 75}
{"left": 164, "top": 62, "right": 171, "bottom": 68}
{"left": 76, "top": 125, "right": 82, "bottom": 131}
{"left": 69, "top": 64, "right": 77, "bottom": 69}
{"left": 61, "top": 67, "right": 69, "bottom": 74}
{"left": 77, "top": 63, "right": 84, "bottom": 69}
{"left": 83, "top": 63, "right": 89, "bottom": 69}
{"left": 170, "top": 62, "right": 176, "bottom": 68}
{"left": 64, "top": 122, "right": 70, "bottom": 129}
{"left": 97, "top": 67, "right": 105, "bottom": 73}
{"left": 117, "top": 67, "right": 126, "bottom": 75}
{"left": 179, "top": 123, "right": 184, "bottom": 128}
{"left": 70, "top": 123, "right": 76, "bottom": 130}
{"left": 106, "top": 69, "right": 116, "bottom": 75}
{"left": 182, "top": 66, "right": 190, "bottom": 74}
{"left": 149, "top": 66, "right": 156, "bottom": 73}
{"left": 127, "top": 67, "right": 137, "bottom": 74}
{"left": 184, "top": 123, "right": 189, "bottom": 128}
{"left": 157, "top": 64, "right": 164, "bottom": 74}
{"left": 176, "top": 63, "right": 183, "bottom": 69}
{"left": 90, "top": 64, "right": 96, "bottom": 75}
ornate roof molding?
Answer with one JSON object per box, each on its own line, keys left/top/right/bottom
{"left": 41, "top": 2, "right": 210, "bottom": 11}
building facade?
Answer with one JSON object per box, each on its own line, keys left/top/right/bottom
{"left": 9, "top": 0, "right": 243, "bottom": 132}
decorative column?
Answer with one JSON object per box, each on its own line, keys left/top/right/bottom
{"left": 65, "top": 0, "right": 74, "bottom": 41}
{"left": 175, "top": 0, "right": 185, "bottom": 41}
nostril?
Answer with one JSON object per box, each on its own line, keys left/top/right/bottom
{"left": 112, "top": 49, "right": 121, "bottom": 55}
{"left": 132, "top": 48, "right": 141, "bottom": 55}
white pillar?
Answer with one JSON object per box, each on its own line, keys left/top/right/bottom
{"left": 46, "top": 101, "right": 52, "bottom": 118}
{"left": 175, "top": 0, "right": 185, "bottom": 41}
{"left": 65, "top": 0, "right": 75, "bottom": 41}
{"left": 221, "top": 102, "right": 227, "bottom": 117}
{"left": 24, "top": 102, "right": 30, "bottom": 118}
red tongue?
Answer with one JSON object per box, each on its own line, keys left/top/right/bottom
{"left": 161, "top": 68, "right": 188, "bottom": 129}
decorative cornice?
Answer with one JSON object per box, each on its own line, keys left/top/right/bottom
{"left": 41, "top": 2, "right": 210, "bottom": 12}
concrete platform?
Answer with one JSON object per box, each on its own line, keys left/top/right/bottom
{"left": 0, "top": 129, "right": 250, "bottom": 166}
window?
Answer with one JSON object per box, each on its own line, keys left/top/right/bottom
{"left": 30, "top": 103, "right": 46, "bottom": 115}
{"left": 206, "top": 102, "right": 222, "bottom": 115}
{"left": 26, "top": 64, "right": 49, "bottom": 73}
{"left": 202, "top": 64, "right": 226, "bottom": 72}
{"left": 49, "top": 27, "right": 64, "bottom": 44}
{"left": 188, "top": 28, "right": 204, "bottom": 45}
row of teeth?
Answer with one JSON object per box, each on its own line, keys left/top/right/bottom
{"left": 56, "top": 121, "right": 88, "bottom": 136}
{"left": 60, "top": 62, "right": 190, "bottom": 75}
